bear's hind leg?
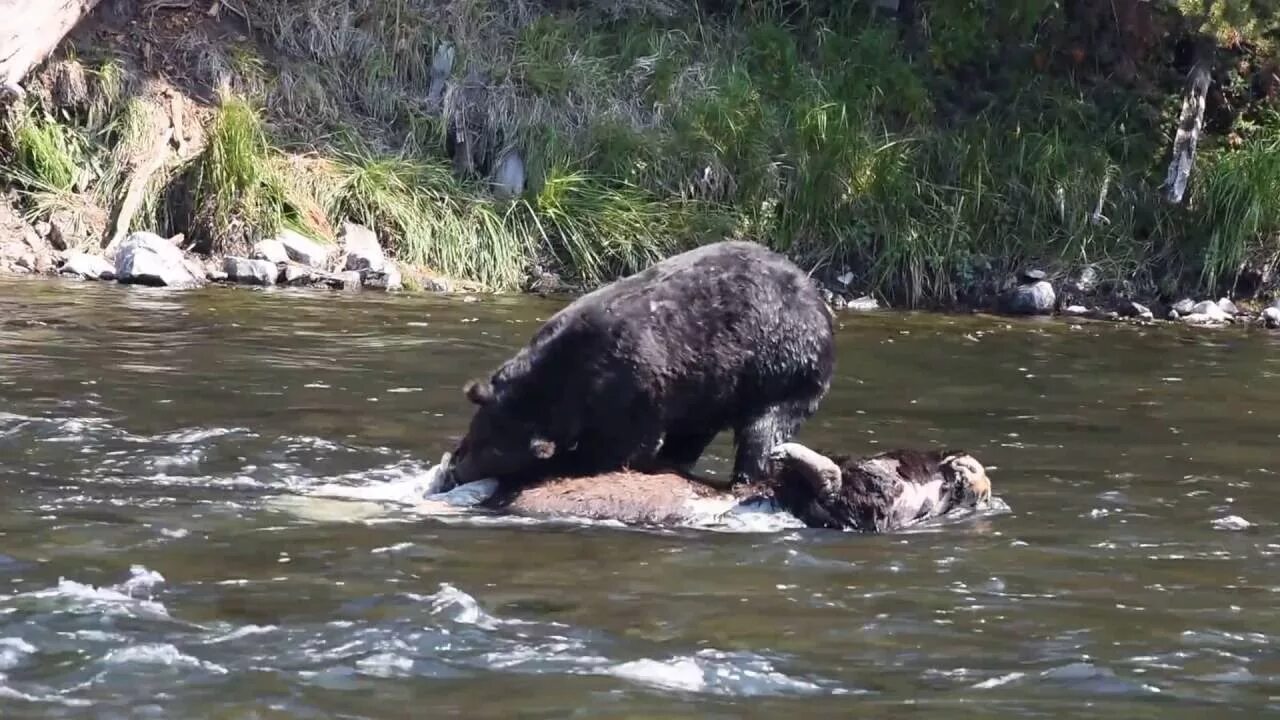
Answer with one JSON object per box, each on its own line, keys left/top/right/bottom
{"left": 731, "top": 399, "right": 817, "bottom": 487}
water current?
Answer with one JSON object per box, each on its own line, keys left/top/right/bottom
{"left": 1, "top": 277, "right": 1278, "bottom": 717}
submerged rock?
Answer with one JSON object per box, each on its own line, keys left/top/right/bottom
{"left": 250, "top": 238, "right": 290, "bottom": 265}
{"left": 114, "top": 232, "right": 204, "bottom": 288}
{"left": 363, "top": 262, "right": 403, "bottom": 291}
{"left": 223, "top": 256, "right": 278, "bottom": 286}
{"left": 280, "top": 262, "right": 316, "bottom": 286}
{"left": 59, "top": 252, "right": 114, "bottom": 280}
{"left": 275, "top": 229, "right": 331, "bottom": 268}
{"left": 1003, "top": 280, "right": 1055, "bottom": 316}
{"left": 340, "top": 222, "right": 385, "bottom": 273}
{"left": 325, "top": 270, "right": 364, "bottom": 291}
{"left": 1116, "top": 300, "right": 1153, "bottom": 321}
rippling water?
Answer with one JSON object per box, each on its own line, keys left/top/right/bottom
{"left": 2, "top": 276, "right": 1279, "bottom": 717}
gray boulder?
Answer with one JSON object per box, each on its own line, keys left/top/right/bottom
{"left": 1172, "top": 298, "right": 1196, "bottom": 315}
{"left": 340, "top": 222, "right": 385, "bottom": 273}
{"left": 846, "top": 295, "right": 880, "bottom": 312}
{"left": 1063, "top": 304, "right": 1089, "bottom": 316}
{"left": 1182, "top": 301, "right": 1230, "bottom": 325}
{"left": 280, "top": 262, "right": 316, "bottom": 286}
{"left": 1217, "top": 297, "right": 1241, "bottom": 316}
{"left": 250, "top": 238, "right": 290, "bottom": 265}
{"left": 276, "top": 229, "right": 331, "bottom": 268}
{"left": 1003, "top": 280, "right": 1055, "bottom": 315}
{"left": 223, "top": 256, "right": 278, "bottom": 286}
{"left": 114, "top": 232, "right": 204, "bottom": 288}
{"left": 59, "top": 252, "right": 114, "bottom": 280}
{"left": 1262, "top": 306, "right": 1280, "bottom": 329}
{"left": 1071, "top": 265, "right": 1099, "bottom": 294}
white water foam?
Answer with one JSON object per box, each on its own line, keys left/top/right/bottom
{"left": 603, "top": 649, "right": 830, "bottom": 696}
{"left": 102, "top": 643, "right": 229, "bottom": 675}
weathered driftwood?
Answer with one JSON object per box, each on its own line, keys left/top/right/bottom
{"left": 1162, "top": 60, "right": 1212, "bottom": 205}
{"left": 0, "top": 0, "right": 104, "bottom": 99}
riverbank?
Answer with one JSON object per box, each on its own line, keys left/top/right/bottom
{"left": 3, "top": 1, "right": 1280, "bottom": 314}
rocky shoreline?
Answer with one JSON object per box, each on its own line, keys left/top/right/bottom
{"left": 3, "top": 195, "right": 1279, "bottom": 332}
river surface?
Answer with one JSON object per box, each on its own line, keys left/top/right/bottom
{"left": 1, "top": 276, "right": 1278, "bottom": 718}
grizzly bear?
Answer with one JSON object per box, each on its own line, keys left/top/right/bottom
{"left": 440, "top": 240, "right": 835, "bottom": 492}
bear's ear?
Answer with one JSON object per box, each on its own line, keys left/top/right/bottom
{"left": 463, "top": 380, "right": 494, "bottom": 406}
{"left": 529, "top": 437, "right": 556, "bottom": 459}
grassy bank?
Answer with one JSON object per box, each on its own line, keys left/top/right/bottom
{"left": 3, "top": 0, "right": 1280, "bottom": 307}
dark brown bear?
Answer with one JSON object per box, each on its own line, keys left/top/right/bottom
{"left": 440, "top": 240, "right": 835, "bottom": 492}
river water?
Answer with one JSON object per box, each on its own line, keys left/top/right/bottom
{"left": 1, "top": 276, "right": 1278, "bottom": 717}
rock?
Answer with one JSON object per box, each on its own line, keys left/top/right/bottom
{"left": 1217, "top": 297, "right": 1241, "bottom": 316}
{"left": 1071, "top": 265, "right": 1099, "bottom": 293}
{"left": 1181, "top": 300, "right": 1231, "bottom": 326}
{"left": 275, "top": 229, "right": 331, "bottom": 268}
{"left": 828, "top": 294, "right": 848, "bottom": 309}
{"left": 59, "top": 252, "right": 114, "bottom": 280}
{"left": 250, "top": 238, "right": 290, "bottom": 265}
{"left": 1167, "top": 309, "right": 1180, "bottom": 321}
{"left": 1003, "top": 280, "right": 1055, "bottom": 316}
{"left": 491, "top": 150, "right": 526, "bottom": 199}
{"left": 0, "top": 199, "right": 58, "bottom": 276}
{"left": 223, "top": 256, "right": 279, "bottom": 286}
{"left": 1172, "top": 298, "right": 1196, "bottom": 315}
{"left": 362, "top": 262, "right": 403, "bottom": 291}
{"left": 1261, "top": 306, "right": 1280, "bottom": 329}
{"left": 1019, "top": 268, "right": 1047, "bottom": 283}
{"left": 1190, "top": 300, "right": 1229, "bottom": 321}
{"left": 1116, "top": 300, "right": 1153, "bottom": 321}
{"left": 340, "top": 222, "right": 385, "bottom": 273}
{"left": 846, "top": 295, "right": 880, "bottom": 312}
{"left": 1063, "top": 304, "right": 1089, "bottom": 316}
{"left": 114, "top": 232, "right": 204, "bottom": 288}
{"left": 207, "top": 270, "right": 229, "bottom": 282}
{"left": 836, "top": 271, "right": 855, "bottom": 288}
{"left": 280, "top": 262, "right": 316, "bottom": 286}
{"left": 325, "top": 270, "right": 364, "bottom": 291}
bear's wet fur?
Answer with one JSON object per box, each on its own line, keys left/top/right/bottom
{"left": 443, "top": 240, "right": 836, "bottom": 492}
{"left": 767, "top": 444, "right": 993, "bottom": 533}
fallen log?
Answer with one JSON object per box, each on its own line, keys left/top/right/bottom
{"left": 0, "top": 0, "right": 104, "bottom": 99}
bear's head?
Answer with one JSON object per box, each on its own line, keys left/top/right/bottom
{"left": 440, "top": 378, "right": 561, "bottom": 490}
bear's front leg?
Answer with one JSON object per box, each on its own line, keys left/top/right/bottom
{"left": 731, "top": 400, "right": 811, "bottom": 487}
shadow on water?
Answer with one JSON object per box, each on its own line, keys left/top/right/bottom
{"left": 1, "top": 276, "right": 1280, "bottom": 717}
